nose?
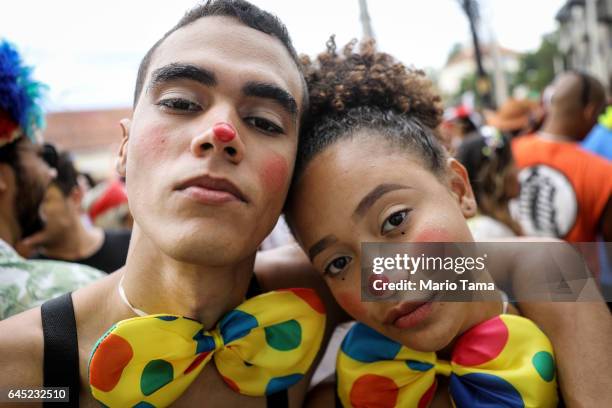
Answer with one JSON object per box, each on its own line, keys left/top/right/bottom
{"left": 190, "top": 121, "right": 245, "bottom": 164}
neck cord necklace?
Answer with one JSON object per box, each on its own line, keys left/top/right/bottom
{"left": 118, "top": 275, "right": 148, "bottom": 316}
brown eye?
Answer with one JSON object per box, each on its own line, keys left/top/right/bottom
{"left": 381, "top": 209, "right": 410, "bottom": 234}
{"left": 324, "top": 256, "right": 352, "bottom": 277}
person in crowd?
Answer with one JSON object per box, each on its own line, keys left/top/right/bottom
{"left": 437, "top": 105, "right": 480, "bottom": 155}
{"left": 582, "top": 104, "right": 612, "bottom": 160}
{"left": 283, "top": 40, "right": 612, "bottom": 407}
{"left": 512, "top": 71, "right": 612, "bottom": 242}
{"left": 0, "top": 40, "right": 104, "bottom": 319}
{"left": 0, "top": 2, "right": 330, "bottom": 407}
{"left": 456, "top": 127, "right": 522, "bottom": 239}
{"left": 485, "top": 98, "right": 544, "bottom": 138}
{"left": 22, "top": 150, "right": 130, "bottom": 273}
{"left": 82, "top": 178, "right": 134, "bottom": 230}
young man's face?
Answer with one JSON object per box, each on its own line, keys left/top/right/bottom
{"left": 119, "top": 16, "right": 303, "bottom": 265}
{"left": 9, "top": 139, "right": 55, "bottom": 239}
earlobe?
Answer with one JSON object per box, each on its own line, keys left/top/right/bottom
{"left": 446, "top": 158, "right": 477, "bottom": 218}
{"left": 116, "top": 119, "right": 131, "bottom": 177}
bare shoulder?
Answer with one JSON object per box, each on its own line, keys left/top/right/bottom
{"left": 0, "top": 306, "right": 44, "bottom": 387}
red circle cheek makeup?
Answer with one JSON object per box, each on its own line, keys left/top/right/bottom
{"left": 259, "top": 153, "right": 289, "bottom": 194}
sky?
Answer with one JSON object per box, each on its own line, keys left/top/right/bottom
{"left": 1, "top": 0, "right": 566, "bottom": 111}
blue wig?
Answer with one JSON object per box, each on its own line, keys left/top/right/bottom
{"left": 0, "top": 39, "right": 47, "bottom": 144}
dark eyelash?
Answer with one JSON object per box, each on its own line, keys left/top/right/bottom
{"left": 156, "top": 98, "right": 200, "bottom": 112}
{"left": 246, "top": 117, "right": 284, "bottom": 134}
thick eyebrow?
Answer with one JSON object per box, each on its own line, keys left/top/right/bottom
{"left": 242, "top": 81, "right": 298, "bottom": 121}
{"left": 353, "top": 183, "right": 411, "bottom": 220}
{"left": 148, "top": 63, "right": 217, "bottom": 91}
{"left": 308, "top": 235, "right": 339, "bottom": 261}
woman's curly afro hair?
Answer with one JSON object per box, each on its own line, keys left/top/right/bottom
{"left": 293, "top": 37, "right": 447, "bottom": 186}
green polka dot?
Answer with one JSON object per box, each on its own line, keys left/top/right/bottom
{"left": 264, "top": 319, "right": 302, "bottom": 351}
{"left": 140, "top": 359, "right": 174, "bottom": 396}
{"left": 532, "top": 351, "right": 555, "bottom": 382}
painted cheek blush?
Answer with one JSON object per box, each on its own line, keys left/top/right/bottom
{"left": 336, "top": 290, "right": 368, "bottom": 319}
{"left": 413, "top": 228, "right": 453, "bottom": 242}
{"left": 259, "top": 153, "right": 289, "bottom": 194}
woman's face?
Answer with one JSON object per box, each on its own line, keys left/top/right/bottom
{"left": 289, "top": 132, "right": 480, "bottom": 351}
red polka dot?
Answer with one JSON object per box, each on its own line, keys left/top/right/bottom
{"left": 452, "top": 316, "right": 509, "bottom": 366}
{"left": 222, "top": 375, "right": 240, "bottom": 393}
{"left": 280, "top": 288, "right": 325, "bottom": 314}
{"left": 89, "top": 334, "right": 134, "bottom": 392}
{"left": 184, "top": 351, "right": 211, "bottom": 374}
{"left": 349, "top": 374, "right": 398, "bottom": 408}
{"left": 418, "top": 380, "right": 437, "bottom": 408}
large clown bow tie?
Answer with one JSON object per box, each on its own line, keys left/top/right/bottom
{"left": 337, "top": 315, "right": 558, "bottom": 408}
{"left": 89, "top": 288, "right": 326, "bottom": 407}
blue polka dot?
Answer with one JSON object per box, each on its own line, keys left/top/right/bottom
{"left": 341, "top": 323, "right": 401, "bottom": 363}
{"left": 220, "top": 310, "right": 258, "bottom": 344}
{"left": 406, "top": 360, "right": 434, "bottom": 372}
{"left": 449, "top": 372, "right": 524, "bottom": 408}
{"left": 133, "top": 402, "right": 155, "bottom": 408}
{"left": 192, "top": 330, "right": 216, "bottom": 354}
{"left": 156, "top": 316, "right": 178, "bottom": 321}
{"left": 265, "top": 374, "right": 304, "bottom": 394}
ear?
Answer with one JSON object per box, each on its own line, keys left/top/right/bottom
{"left": 116, "top": 118, "right": 131, "bottom": 177}
{"left": 446, "top": 158, "right": 477, "bottom": 218}
{"left": 69, "top": 185, "right": 84, "bottom": 207}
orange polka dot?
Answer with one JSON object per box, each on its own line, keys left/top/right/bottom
{"left": 280, "top": 288, "right": 325, "bottom": 314}
{"left": 90, "top": 334, "right": 133, "bottom": 392}
{"left": 350, "top": 374, "right": 398, "bottom": 408}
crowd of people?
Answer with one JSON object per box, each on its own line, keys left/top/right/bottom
{"left": 0, "top": 0, "right": 611, "bottom": 407}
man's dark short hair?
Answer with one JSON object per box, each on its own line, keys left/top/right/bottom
{"left": 48, "top": 150, "right": 79, "bottom": 197}
{"left": 133, "top": 0, "right": 306, "bottom": 111}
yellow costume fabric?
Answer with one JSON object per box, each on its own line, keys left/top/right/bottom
{"left": 89, "top": 288, "right": 326, "bottom": 407}
{"left": 337, "top": 315, "right": 557, "bottom": 407}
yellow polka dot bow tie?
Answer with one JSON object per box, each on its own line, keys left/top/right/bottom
{"left": 337, "top": 315, "right": 558, "bottom": 408}
{"left": 88, "top": 288, "right": 326, "bottom": 407}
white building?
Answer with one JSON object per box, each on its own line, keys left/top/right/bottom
{"left": 437, "top": 45, "right": 521, "bottom": 98}
{"left": 556, "top": 0, "right": 612, "bottom": 90}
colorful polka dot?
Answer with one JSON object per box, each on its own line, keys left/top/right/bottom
{"left": 418, "top": 381, "right": 437, "bottom": 408}
{"left": 449, "top": 373, "right": 524, "bottom": 408}
{"left": 265, "top": 373, "right": 304, "bottom": 394}
{"left": 349, "top": 374, "right": 398, "bottom": 408}
{"left": 264, "top": 319, "right": 302, "bottom": 351}
{"left": 140, "top": 359, "right": 174, "bottom": 396}
{"left": 219, "top": 310, "right": 258, "bottom": 344}
{"left": 452, "top": 316, "right": 509, "bottom": 367}
{"left": 90, "top": 333, "right": 133, "bottom": 392}
{"left": 341, "top": 323, "right": 401, "bottom": 363}
{"left": 155, "top": 315, "right": 178, "bottom": 321}
{"left": 532, "top": 351, "right": 555, "bottom": 382}
{"left": 193, "top": 330, "right": 216, "bottom": 354}
{"left": 406, "top": 360, "right": 434, "bottom": 372}
{"left": 280, "top": 288, "right": 325, "bottom": 314}
{"left": 132, "top": 402, "right": 156, "bottom": 408}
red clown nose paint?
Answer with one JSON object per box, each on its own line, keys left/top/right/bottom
{"left": 212, "top": 123, "right": 236, "bottom": 142}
